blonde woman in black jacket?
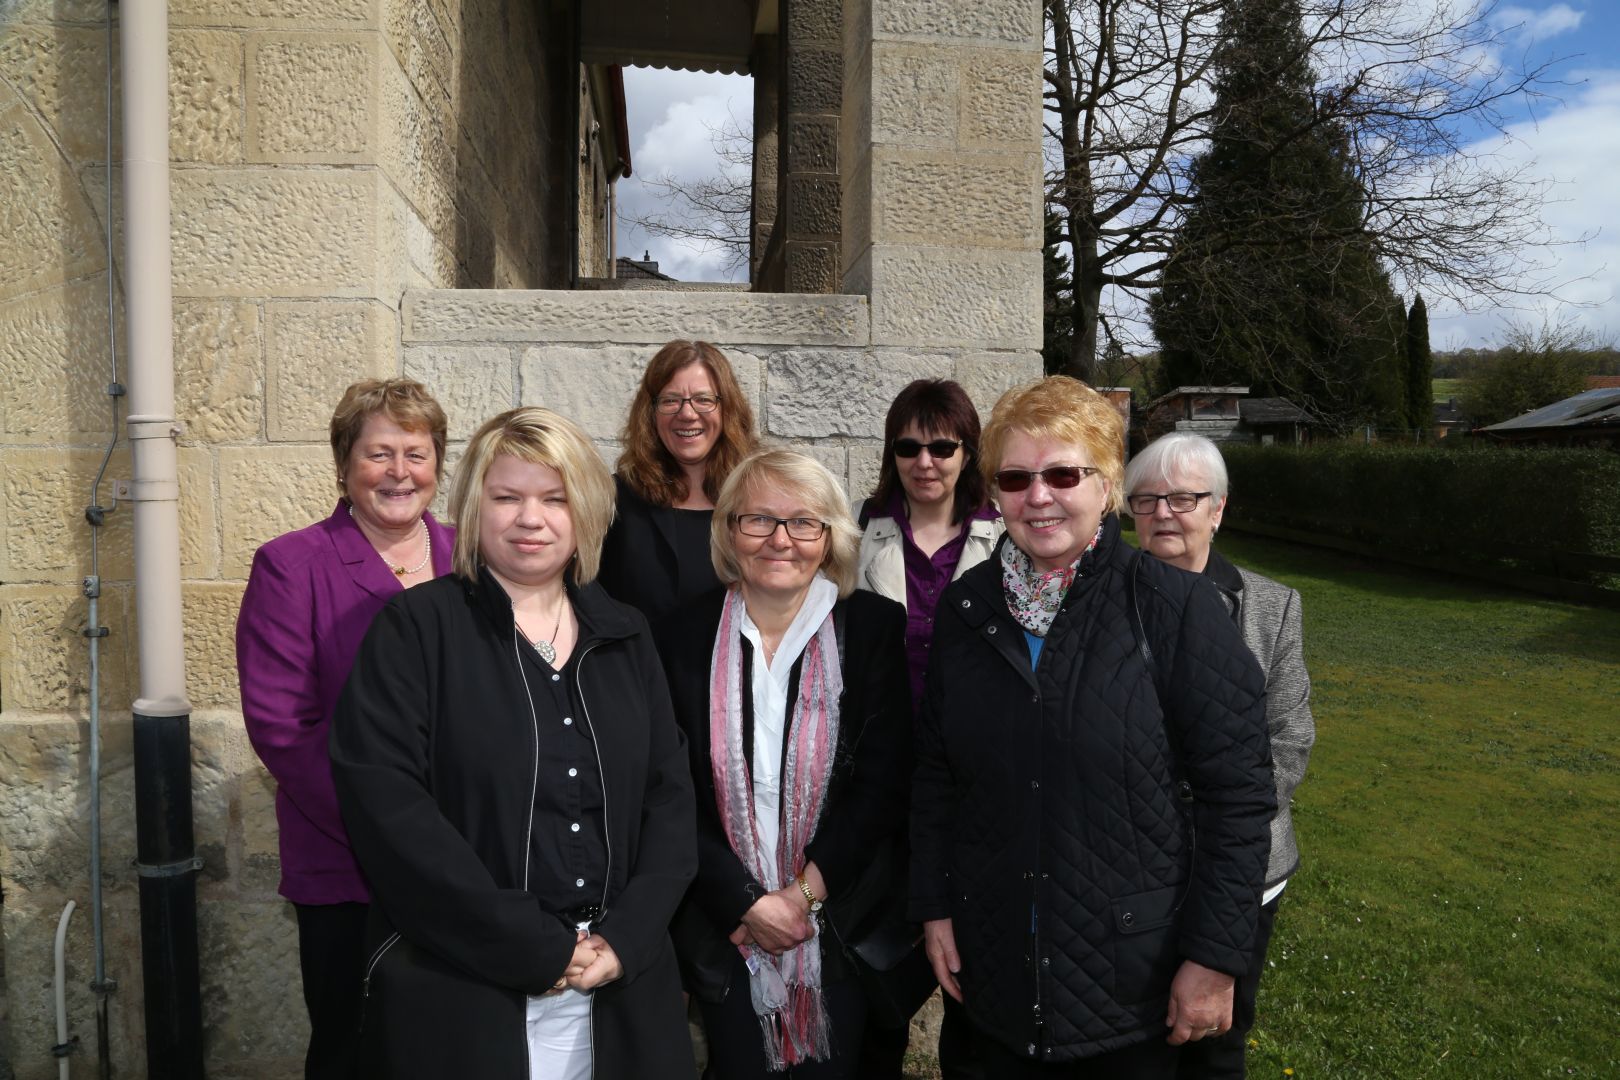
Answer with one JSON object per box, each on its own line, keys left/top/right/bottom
{"left": 910, "top": 378, "right": 1274, "bottom": 1079}
{"left": 331, "top": 407, "right": 696, "bottom": 1080}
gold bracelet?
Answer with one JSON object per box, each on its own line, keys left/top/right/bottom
{"left": 796, "top": 872, "right": 824, "bottom": 914}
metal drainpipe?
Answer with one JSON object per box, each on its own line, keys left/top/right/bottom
{"left": 120, "top": 2, "right": 204, "bottom": 1077}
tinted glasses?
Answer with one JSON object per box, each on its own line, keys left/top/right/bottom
{"left": 893, "top": 438, "right": 961, "bottom": 459}
{"left": 993, "top": 465, "right": 1099, "bottom": 492}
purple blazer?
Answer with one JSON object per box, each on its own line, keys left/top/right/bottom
{"left": 236, "top": 501, "right": 455, "bottom": 905}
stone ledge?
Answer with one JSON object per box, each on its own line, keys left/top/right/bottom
{"left": 403, "top": 290, "right": 871, "bottom": 347}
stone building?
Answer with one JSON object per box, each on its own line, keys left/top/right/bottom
{"left": 0, "top": 0, "right": 1043, "bottom": 1075}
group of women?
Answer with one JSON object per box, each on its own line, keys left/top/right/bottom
{"left": 236, "top": 340, "right": 1313, "bottom": 1080}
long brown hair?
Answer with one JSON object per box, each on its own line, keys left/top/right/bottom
{"left": 616, "top": 340, "right": 757, "bottom": 506}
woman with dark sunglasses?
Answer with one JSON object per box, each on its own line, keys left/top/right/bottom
{"left": 855, "top": 379, "right": 1003, "bottom": 710}
{"left": 847, "top": 379, "right": 1002, "bottom": 1078}
{"left": 911, "top": 376, "right": 1275, "bottom": 1079}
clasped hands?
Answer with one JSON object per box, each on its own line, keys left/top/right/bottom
{"left": 549, "top": 930, "right": 622, "bottom": 993}
{"left": 728, "top": 886, "right": 816, "bottom": 955}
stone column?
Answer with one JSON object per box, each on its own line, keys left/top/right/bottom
{"left": 840, "top": 0, "right": 1044, "bottom": 351}
{"left": 779, "top": 0, "right": 843, "bottom": 293}
{"left": 750, "top": 34, "right": 780, "bottom": 282}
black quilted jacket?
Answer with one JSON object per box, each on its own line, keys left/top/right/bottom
{"left": 909, "top": 516, "right": 1274, "bottom": 1062}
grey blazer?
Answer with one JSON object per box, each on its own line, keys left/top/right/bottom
{"left": 1206, "top": 549, "right": 1315, "bottom": 888}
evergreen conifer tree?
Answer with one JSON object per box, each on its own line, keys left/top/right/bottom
{"left": 1043, "top": 211, "right": 1077, "bottom": 376}
{"left": 1405, "top": 294, "right": 1434, "bottom": 433}
{"left": 1147, "top": 0, "right": 1408, "bottom": 431}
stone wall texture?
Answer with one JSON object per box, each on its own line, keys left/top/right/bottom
{"left": 0, "top": 0, "right": 569, "bottom": 1074}
{"left": 0, "top": 0, "right": 1044, "bottom": 1075}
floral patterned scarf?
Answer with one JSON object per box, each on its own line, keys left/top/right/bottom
{"left": 1000, "top": 521, "right": 1105, "bottom": 637}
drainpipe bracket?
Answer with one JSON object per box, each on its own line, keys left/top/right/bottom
{"left": 91, "top": 977, "right": 118, "bottom": 996}
{"left": 51, "top": 1036, "right": 81, "bottom": 1058}
{"left": 132, "top": 855, "right": 203, "bottom": 879}
{"left": 83, "top": 575, "right": 102, "bottom": 598}
{"left": 82, "top": 626, "right": 110, "bottom": 640}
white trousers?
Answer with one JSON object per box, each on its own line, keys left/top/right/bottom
{"left": 525, "top": 988, "right": 592, "bottom": 1080}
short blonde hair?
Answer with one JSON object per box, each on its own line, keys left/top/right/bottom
{"left": 711, "top": 448, "right": 860, "bottom": 598}
{"left": 980, "top": 376, "right": 1125, "bottom": 515}
{"left": 448, "top": 408, "right": 616, "bottom": 584}
{"left": 330, "top": 378, "right": 449, "bottom": 495}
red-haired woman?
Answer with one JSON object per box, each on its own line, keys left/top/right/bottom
{"left": 599, "top": 339, "right": 759, "bottom": 625}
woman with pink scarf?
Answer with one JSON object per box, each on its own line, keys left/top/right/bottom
{"left": 655, "top": 449, "right": 913, "bottom": 1079}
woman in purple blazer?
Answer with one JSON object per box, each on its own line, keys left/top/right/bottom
{"left": 235, "top": 378, "right": 452, "bottom": 1080}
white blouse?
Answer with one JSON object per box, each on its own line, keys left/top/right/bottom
{"left": 736, "top": 574, "right": 839, "bottom": 873}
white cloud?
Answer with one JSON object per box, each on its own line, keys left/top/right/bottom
{"left": 1492, "top": 3, "right": 1584, "bottom": 43}
{"left": 617, "top": 67, "right": 753, "bottom": 283}
{"left": 1428, "top": 67, "right": 1620, "bottom": 349}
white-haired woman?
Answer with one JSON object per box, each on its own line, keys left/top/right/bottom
{"left": 1125, "top": 432, "right": 1315, "bottom": 1080}
{"left": 655, "top": 449, "right": 912, "bottom": 1079}
{"left": 331, "top": 407, "right": 697, "bottom": 1080}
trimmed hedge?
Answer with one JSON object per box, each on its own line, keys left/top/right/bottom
{"left": 1220, "top": 442, "right": 1620, "bottom": 579}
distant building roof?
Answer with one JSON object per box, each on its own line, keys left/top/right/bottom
{"left": 1481, "top": 388, "right": 1620, "bottom": 433}
{"left": 1433, "top": 397, "right": 1465, "bottom": 424}
{"left": 616, "top": 253, "right": 675, "bottom": 281}
{"left": 1586, "top": 375, "right": 1620, "bottom": 390}
{"left": 1239, "top": 397, "right": 1312, "bottom": 425}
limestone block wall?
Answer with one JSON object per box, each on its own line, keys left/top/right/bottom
{"left": 0, "top": 0, "right": 567, "bottom": 1074}
{"left": 400, "top": 288, "right": 1041, "bottom": 508}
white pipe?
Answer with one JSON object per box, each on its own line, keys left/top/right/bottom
{"left": 121, "top": 0, "right": 188, "bottom": 717}
{"left": 55, "top": 900, "right": 76, "bottom": 1080}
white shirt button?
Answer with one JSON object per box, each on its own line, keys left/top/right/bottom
{"left": 575, "top": 878, "right": 585, "bottom": 888}
{"left": 568, "top": 768, "right": 578, "bottom": 778}
{"left": 570, "top": 822, "right": 580, "bottom": 833}
{"left": 563, "top": 717, "right": 573, "bottom": 726}
{"left": 551, "top": 673, "right": 561, "bottom": 682}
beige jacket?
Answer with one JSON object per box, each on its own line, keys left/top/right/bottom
{"left": 852, "top": 499, "right": 1004, "bottom": 605}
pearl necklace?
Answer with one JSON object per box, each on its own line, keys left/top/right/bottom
{"left": 349, "top": 505, "right": 431, "bottom": 576}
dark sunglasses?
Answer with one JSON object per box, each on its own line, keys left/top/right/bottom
{"left": 893, "top": 438, "right": 961, "bottom": 459}
{"left": 993, "top": 465, "right": 1099, "bottom": 492}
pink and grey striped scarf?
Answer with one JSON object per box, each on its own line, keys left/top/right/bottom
{"left": 709, "top": 585, "right": 842, "bottom": 1068}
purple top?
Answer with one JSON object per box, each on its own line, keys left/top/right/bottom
{"left": 872, "top": 490, "right": 1001, "bottom": 706}
{"left": 235, "top": 501, "right": 455, "bottom": 905}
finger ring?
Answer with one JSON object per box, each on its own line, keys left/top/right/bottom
{"left": 1205, "top": 1026, "right": 1221, "bottom": 1035}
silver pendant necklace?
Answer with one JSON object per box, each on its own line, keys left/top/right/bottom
{"left": 522, "top": 601, "right": 566, "bottom": 666}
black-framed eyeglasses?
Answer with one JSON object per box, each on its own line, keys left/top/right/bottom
{"left": 655, "top": 393, "right": 720, "bottom": 414}
{"left": 732, "top": 514, "right": 828, "bottom": 541}
{"left": 893, "top": 438, "right": 961, "bottom": 459}
{"left": 993, "top": 465, "right": 1098, "bottom": 492}
{"left": 1127, "top": 492, "right": 1212, "bottom": 515}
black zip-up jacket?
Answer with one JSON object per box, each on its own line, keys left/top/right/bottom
{"left": 330, "top": 567, "right": 697, "bottom": 1079}
{"left": 654, "top": 586, "right": 913, "bottom": 1001}
{"left": 909, "top": 517, "right": 1274, "bottom": 1062}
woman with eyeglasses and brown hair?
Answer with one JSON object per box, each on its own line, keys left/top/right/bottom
{"left": 1125, "top": 432, "right": 1314, "bottom": 1080}
{"left": 910, "top": 377, "right": 1275, "bottom": 1079}
{"left": 655, "top": 449, "right": 911, "bottom": 1080}
{"left": 600, "top": 339, "right": 759, "bottom": 625}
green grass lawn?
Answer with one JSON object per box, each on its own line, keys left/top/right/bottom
{"left": 1214, "top": 530, "right": 1620, "bottom": 1078}
{"left": 1431, "top": 378, "right": 1466, "bottom": 401}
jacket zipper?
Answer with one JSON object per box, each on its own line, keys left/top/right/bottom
{"left": 510, "top": 626, "right": 544, "bottom": 1080}
{"left": 360, "top": 931, "right": 401, "bottom": 1001}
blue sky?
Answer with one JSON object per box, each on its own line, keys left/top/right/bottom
{"left": 620, "top": 2, "right": 1619, "bottom": 351}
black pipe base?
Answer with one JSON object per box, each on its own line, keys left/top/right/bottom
{"left": 133, "top": 710, "right": 204, "bottom": 1080}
